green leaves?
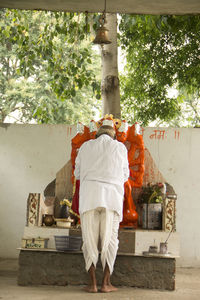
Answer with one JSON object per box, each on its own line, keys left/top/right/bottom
{"left": 0, "top": 9, "right": 101, "bottom": 124}
{"left": 119, "top": 14, "right": 200, "bottom": 126}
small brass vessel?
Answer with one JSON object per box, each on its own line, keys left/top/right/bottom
{"left": 43, "top": 214, "right": 54, "bottom": 226}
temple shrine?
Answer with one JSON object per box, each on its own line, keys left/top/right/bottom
{"left": 18, "top": 115, "right": 179, "bottom": 290}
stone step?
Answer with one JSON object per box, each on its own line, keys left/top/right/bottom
{"left": 18, "top": 249, "right": 176, "bottom": 290}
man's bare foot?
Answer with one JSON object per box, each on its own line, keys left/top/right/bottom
{"left": 83, "top": 285, "right": 98, "bottom": 293}
{"left": 100, "top": 284, "right": 118, "bottom": 293}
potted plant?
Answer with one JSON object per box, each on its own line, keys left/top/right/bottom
{"left": 139, "top": 183, "right": 165, "bottom": 229}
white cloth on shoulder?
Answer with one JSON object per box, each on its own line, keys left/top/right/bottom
{"left": 80, "top": 207, "right": 120, "bottom": 274}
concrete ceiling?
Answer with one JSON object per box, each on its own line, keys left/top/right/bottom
{"left": 0, "top": 0, "right": 200, "bottom": 15}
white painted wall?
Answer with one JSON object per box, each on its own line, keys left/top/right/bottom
{"left": 0, "top": 124, "right": 199, "bottom": 267}
{"left": 143, "top": 127, "right": 200, "bottom": 267}
{"left": 0, "top": 124, "right": 76, "bottom": 259}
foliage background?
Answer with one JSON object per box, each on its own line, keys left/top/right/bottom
{"left": 119, "top": 15, "right": 200, "bottom": 127}
{"left": 0, "top": 9, "right": 101, "bottom": 124}
{"left": 0, "top": 10, "right": 199, "bottom": 127}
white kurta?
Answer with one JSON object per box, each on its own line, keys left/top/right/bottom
{"left": 74, "top": 134, "right": 129, "bottom": 221}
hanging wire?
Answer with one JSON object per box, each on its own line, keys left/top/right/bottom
{"left": 102, "top": 0, "right": 107, "bottom": 25}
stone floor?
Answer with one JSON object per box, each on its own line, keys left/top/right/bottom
{"left": 0, "top": 258, "right": 200, "bottom": 300}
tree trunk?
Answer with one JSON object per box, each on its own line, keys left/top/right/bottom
{"left": 101, "top": 13, "right": 121, "bottom": 119}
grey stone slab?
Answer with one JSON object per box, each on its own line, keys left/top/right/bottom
{"left": 18, "top": 250, "right": 175, "bottom": 290}
{"left": 118, "top": 229, "right": 136, "bottom": 253}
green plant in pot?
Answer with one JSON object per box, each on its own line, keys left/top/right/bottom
{"left": 140, "top": 183, "right": 164, "bottom": 204}
{"left": 139, "top": 183, "right": 165, "bottom": 229}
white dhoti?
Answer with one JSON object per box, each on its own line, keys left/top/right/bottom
{"left": 80, "top": 207, "right": 120, "bottom": 274}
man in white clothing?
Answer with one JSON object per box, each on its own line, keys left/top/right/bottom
{"left": 74, "top": 125, "right": 129, "bottom": 293}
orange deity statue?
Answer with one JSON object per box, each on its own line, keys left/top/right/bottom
{"left": 70, "top": 115, "right": 145, "bottom": 228}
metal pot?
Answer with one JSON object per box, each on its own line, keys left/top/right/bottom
{"left": 43, "top": 214, "right": 54, "bottom": 226}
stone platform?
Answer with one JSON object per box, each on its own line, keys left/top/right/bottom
{"left": 18, "top": 226, "right": 179, "bottom": 290}
{"left": 23, "top": 226, "right": 180, "bottom": 256}
{"left": 18, "top": 249, "right": 176, "bottom": 290}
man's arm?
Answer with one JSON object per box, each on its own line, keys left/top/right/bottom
{"left": 123, "top": 146, "right": 130, "bottom": 183}
{"left": 74, "top": 150, "right": 81, "bottom": 180}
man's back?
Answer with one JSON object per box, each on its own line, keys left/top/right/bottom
{"left": 76, "top": 134, "right": 128, "bottom": 186}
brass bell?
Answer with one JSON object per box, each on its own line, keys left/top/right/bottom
{"left": 93, "top": 25, "right": 111, "bottom": 45}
